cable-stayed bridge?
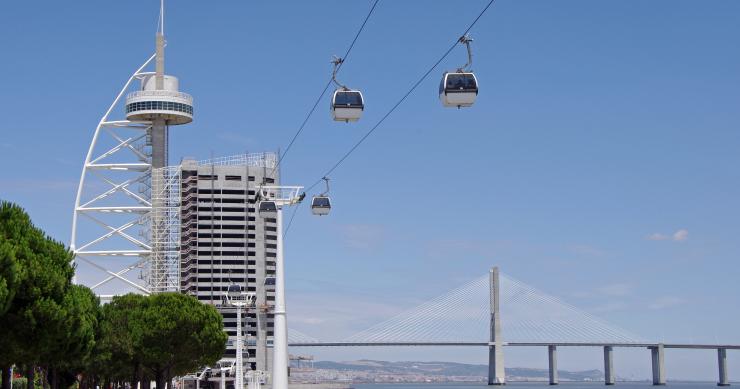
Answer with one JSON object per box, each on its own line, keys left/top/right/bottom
{"left": 286, "top": 268, "right": 738, "bottom": 386}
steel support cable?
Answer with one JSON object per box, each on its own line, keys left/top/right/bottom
{"left": 396, "top": 281, "right": 482, "bottom": 341}
{"left": 355, "top": 281, "right": 469, "bottom": 342}
{"left": 503, "top": 278, "right": 607, "bottom": 342}
{"left": 423, "top": 277, "right": 488, "bottom": 341}
{"left": 396, "top": 289, "right": 477, "bottom": 341}
{"left": 281, "top": 2, "right": 380, "bottom": 240}
{"left": 344, "top": 275, "right": 484, "bottom": 342}
{"left": 306, "top": 0, "right": 497, "bottom": 193}
{"left": 384, "top": 276, "right": 485, "bottom": 341}
{"left": 282, "top": 201, "right": 302, "bottom": 239}
{"left": 364, "top": 276, "right": 486, "bottom": 342}
{"left": 503, "top": 274, "right": 640, "bottom": 342}
{"left": 514, "top": 282, "right": 638, "bottom": 342}
{"left": 344, "top": 271, "right": 643, "bottom": 344}
{"left": 271, "top": 0, "right": 381, "bottom": 178}
{"left": 434, "top": 281, "right": 489, "bottom": 340}
{"left": 354, "top": 274, "right": 489, "bottom": 342}
{"left": 345, "top": 279, "right": 472, "bottom": 341}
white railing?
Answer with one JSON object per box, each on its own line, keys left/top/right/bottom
{"left": 195, "top": 153, "right": 278, "bottom": 169}
{"left": 126, "top": 90, "right": 193, "bottom": 104}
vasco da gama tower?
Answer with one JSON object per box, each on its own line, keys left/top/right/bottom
{"left": 70, "top": 2, "right": 279, "bottom": 378}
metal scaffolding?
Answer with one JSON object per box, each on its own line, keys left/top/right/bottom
{"left": 145, "top": 165, "right": 182, "bottom": 293}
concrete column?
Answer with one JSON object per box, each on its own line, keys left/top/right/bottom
{"left": 151, "top": 118, "right": 167, "bottom": 169}
{"left": 155, "top": 33, "right": 165, "bottom": 90}
{"left": 604, "top": 346, "right": 615, "bottom": 385}
{"left": 650, "top": 345, "right": 666, "bottom": 386}
{"left": 718, "top": 348, "right": 729, "bottom": 387}
{"left": 548, "top": 345, "right": 559, "bottom": 385}
{"left": 488, "top": 267, "right": 506, "bottom": 385}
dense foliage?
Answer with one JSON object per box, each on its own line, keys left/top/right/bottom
{"left": 0, "top": 201, "right": 227, "bottom": 389}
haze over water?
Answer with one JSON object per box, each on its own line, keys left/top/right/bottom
{"left": 356, "top": 383, "right": 734, "bottom": 389}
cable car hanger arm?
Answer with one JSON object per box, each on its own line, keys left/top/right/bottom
{"left": 457, "top": 34, "right": 474, "bottom": 72}
{"left": 331, "top": 56, "right": 349, "bottom": 90}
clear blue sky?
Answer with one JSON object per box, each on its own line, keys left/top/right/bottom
{"left": 1, "top": 0, "right": 739, "bottom": 380}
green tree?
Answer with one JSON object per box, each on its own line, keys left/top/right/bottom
{"left": 138, "top": 293, "right": 227, "bottom": 389}
{"left": 0, "top": 202, "right": 32, "bottom": 389}
{"left": 0, "top": 201, "right": 74, "bottom": 389}
{"left": 93, "top": 294, "right": 148, "bottom": 387}
{"left": 43, "top": 285, "right": 100, "bottom": 389}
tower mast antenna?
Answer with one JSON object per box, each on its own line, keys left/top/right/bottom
{"left": 159, "top": 0, "right": 165, "bottom": 35}
{"left": 156, "top": 0, "right": 165, "bottom": 91}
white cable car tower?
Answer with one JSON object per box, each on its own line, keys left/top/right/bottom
{"left": 256, "top": 186, "right": 304, "bottom": 389}
{"left": 70, "top": 0, "right": 192, "bottom": 297}
{"left": 224, "top": 285, "right": 256, "bottom": 389}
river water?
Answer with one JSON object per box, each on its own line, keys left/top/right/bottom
{"left": 355, "top": 383, "right": 729, "bottom": 389}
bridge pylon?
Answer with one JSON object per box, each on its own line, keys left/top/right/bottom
{"left": 488, "top": 267, "right": 506, "bottom": 385}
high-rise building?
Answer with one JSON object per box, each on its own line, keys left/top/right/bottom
{"left": 179, "top": 153, "right": 279, "bottom": 373}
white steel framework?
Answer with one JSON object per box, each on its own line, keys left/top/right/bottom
{"left": 224, "top": 288, "right": 257, "bottom": 389}
{"left": 148, "top": 166, "right": 182, "bottom": 293}
{"left": 71, "top": 54, "right": 164, "bottom": 296}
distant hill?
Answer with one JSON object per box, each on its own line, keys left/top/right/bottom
{"left": 311, "top": 360, "right": 603, "bottom": 382}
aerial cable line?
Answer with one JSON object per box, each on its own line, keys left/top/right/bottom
{"left": 282, "top": 203, "right": 302, "bottom": 239}
{"left": 270, "top": 0, "right": 381, "bottom": 178}
{"left": 305, "top": 0, "right": 497, "bottom": 193}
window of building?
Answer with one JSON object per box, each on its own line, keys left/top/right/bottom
{"left": 225, "top": 175, "right": 242, "bottom": 181}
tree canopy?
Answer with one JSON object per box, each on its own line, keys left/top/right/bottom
{"left": 0, "top": 201, "right": 228, "bottom": 389}
{"left": 138, "top": 293, "right": 227, "bottom": 389}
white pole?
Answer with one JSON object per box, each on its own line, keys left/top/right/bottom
{"left": 271, "top": 208, "right": 289, "bottom": 389}
{"left": 235, "top": 305, "right": 244, "bottom": 389}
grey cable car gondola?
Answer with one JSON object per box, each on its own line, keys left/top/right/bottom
{"left": 311, "top": 177, "right": 332, "bottom": 216}
{"left": 258, "top": 200, "right": 277, "bottom": 215}
{"left": 440, "top": 34, "right": 479, "bottom": 108}
{"left": 331, "top": 89, "right": 364, "bottom": 122}
{"left": 440, "top": 72, "right": 478, "bottom": 108}
{"left": 330, "top": 56, "right": 364, "bottom": 122}
{"left": 311, "top": 196, "right": 331, "bottom": 216}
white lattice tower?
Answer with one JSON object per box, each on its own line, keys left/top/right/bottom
{"left": 71, "top": 1, "right": 193, "bottom": 296}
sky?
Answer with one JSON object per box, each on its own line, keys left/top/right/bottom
{"left": 1, "top": 0, "right": 739, "bottom": 381}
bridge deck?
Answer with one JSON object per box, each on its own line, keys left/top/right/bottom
{"left": 288, "top": 341, "right": 740, "bottom": 349}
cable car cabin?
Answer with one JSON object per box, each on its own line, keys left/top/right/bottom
{"left": 258, "top": 200, "right": 277, "bottom": 215}
{"left": 311, "top": 196, "right": 331, "bottom": 216}
{"left": 331, "top": 90, "right": 364, "bottom": 122}
{"left": 439, "top": 72, "right": 478, "bottom": 108}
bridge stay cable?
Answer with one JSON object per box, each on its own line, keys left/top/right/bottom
{"left": 290, "top": 271, "right": 645, "bottom": 345}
